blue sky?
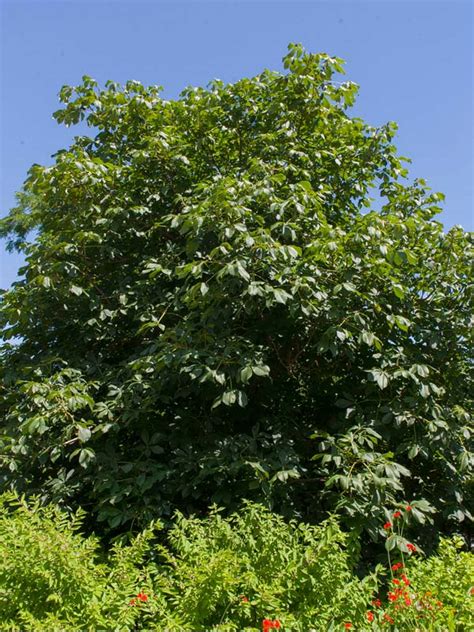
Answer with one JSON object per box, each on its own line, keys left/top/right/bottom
{"left": 1, "top": 0, "right": 473, "bottom": 289}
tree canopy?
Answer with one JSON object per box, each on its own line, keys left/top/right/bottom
{"left": 0, "top": 44, "right": 472, "bottom": 545}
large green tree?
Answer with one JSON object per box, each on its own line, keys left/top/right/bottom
{"left": 0, "top": 45, "right": 472, "bottom": 543}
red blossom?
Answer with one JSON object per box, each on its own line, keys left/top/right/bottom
{"left": 371, "top": 598, "right": 382, "bottom": 608}
{"left": 401, "top": 575, "right": 410, "bottom": 586}
{"left": 404, "top": 597, "right": 412, "bottom": 606}
{"left": 366, "top": 611, "right": 375, "bottom": 622}
{"left": 406, "top": 505, "right": 412, "bottom": 512}
{"left": 262, "top": 619, "right": 281, "bottom": 631}
{"left": 383, "top": 522, "right": 392, "bottom": 530}
{"left": 392, "top": 579, "right": 400, "bottom": 585}
{"left": 388, "top": 592, "right": 397, "bottom": 602}
{"left": 391, "top": 562, "right": 403, "bottom": 571}
{"left": 240, "top": 595, "right": 249, "bottom": 602}
{"left": 129, "top": 598, "right": 136, "bottom": 606}
{"left": 383, "top": 614, "right": 395, "bottom": 624}
{"left": 393, "top": 511, "right": 402, "bottom": 519}
{"left": 136, "top": 592, "right": 148, "bottom": 602}
{"left": 406, "top": 543, "right": 417, "bottom": 553}
{"left": 344, "top": 624, "right": 352, "bottom": 630}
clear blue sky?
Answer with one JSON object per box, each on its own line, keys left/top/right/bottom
{"left": 1, "top": 0, "right": 473, "bottom": 289}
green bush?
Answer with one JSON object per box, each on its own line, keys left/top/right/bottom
{"left": 0, "top": 493, "right": 156, "bottom": 630}
{"left": 396, "top": 537, "right": 474, "bottom": 630}
{"left": 151, "top": 503, "right": 377, "bottom": 630}
{"left": 0, "top": 493, "right": 472, "bottom": 631}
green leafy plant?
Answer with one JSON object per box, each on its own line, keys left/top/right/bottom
{"left": 0, "top": 494, "right": 472, "bottom": 631}
{"left": 151, "top": 502, "right": 379, "bottom": 630}
{"left": 0, "top": 44, "right": 472, "bottom": 545}
{"left": 0, "top": 492, "right": 164, "bottom": 630}
{"left": 367, "top": 527, "right": 474, "bottom": 630}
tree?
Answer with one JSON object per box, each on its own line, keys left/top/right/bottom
{"left": 0, "top": 44, "right": 472, "bottom": 543}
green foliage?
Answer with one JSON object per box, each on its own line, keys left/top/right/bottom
{"left": 152, "top": 503, "right": 377, "bottom": 630}
{"left": 0, "top": 494, "right": 472, "bottom": 631}
{"left": 0, "top": 44, "right": 472, "bottom": 542}
{"left": 385, "top": 537, "right": 474, "bottom": 630}
{"left": 0, "top": 492, "right": 156, "bottom": 630}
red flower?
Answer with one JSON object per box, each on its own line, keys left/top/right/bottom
{"left": 392, "top": 579, "right": 400, "bottom": 585}
{"left": 406, "top": 505, "right": 412, "bottom": 512}
{"left": 371, "top": 598, "right": 382, "bottom": 608}
{"left": 383, "top": 614, "right": 394, "bottom": 624}
{"left": 344, "top": 625, "right": 352, "bottom": 630}
{"left": 391, "top": 562, "right": 403, "bottom": 571}
{"left": 383, "top": 522, "right": 392, "bottom": 530}
{"left": 401, "top": 574, "right": 410, "bottom": 586}
{"left": 366, "top": 611, "right": 375, "bottom": 622}
{"left": 406, "top": 543, "right": 417, "bottom": 553}
{"left": 388, "top": 592, "right": 397, "bottom": 602}
{"left": 262, "top": 619, "right": 281, "bottom": 631}
{"left": 404, "top": 597, "right": 412, "bottom": 606}
{"left": 136, "top": 592, "right": 148, "bottom": 602}
{"left": 393, "top": 511, "right": 402, "bottom": 519}
{"left": 129, "top": 598, "right": 136, "bottom": 606}
{"left": 240, "top": 595, "right": 249, "bottom": 602}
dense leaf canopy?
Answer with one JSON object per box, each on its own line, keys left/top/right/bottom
{"left": 0, "top": 45, "right": 472, "bottom": 543}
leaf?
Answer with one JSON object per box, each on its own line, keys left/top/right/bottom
{"left": 342, "top": 282, "right": 356, "bottom": 293}
{"left": 413, "top": 364, "right": 430, "bottom": 377}
{"left": 37, "top": 275, "right": 52, "bottom": 288}
{"left": 236, "top": 262, "right": 250, "bottom": 282}
{"left": 420, "top": 384, "right": 430, "bottom": 398}
{"left": 393, "top": 315, "right": 411, "bottom": 331}
{"left": 273, "top": 288, "right": 289, "bottom": 304}
{"left": 408, "top": 445, "right": 420, "bottom": 459}
{"left": 211, "top": 396, "right": 222, "bottom": 409}
{"left": 237, "top": 390, "right": 248, "bottom": 407}
{"left": 369, "top": 369, "right": 390, "bottom": 390}
{"left": 252, "top": 365, "right": 270, "bottom": 377}
{"left": 392, "top": 283, "right": 405, "bottom": 299}
{"left": 240, "top": 366, "right": 253, "bottom": 383}
{"left": 78, "top": 448, "right": 95, "bottom": 468}
{"left": 77, "top": 426, "right": 91, "bottom": 443}
{"left": 222, "top": 390, "right": 237, "bottom": 406}
{"left": 361, "top": 331, "right": 375, "bottom": 346}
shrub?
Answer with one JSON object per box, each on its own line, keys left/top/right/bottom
{"left": 0, "top": 494, "right": 472, "bottom": 631}
{"left": 396, "top": 537, "right": 474, "bottom": 630}
{"left": 0, "top": 493, "right": 156, "bottom": 630}
{"left": 151, "top": 502, "right": 377, "bottom": 630}
{"left": 0, "top": 493, "right": 104, "bottom": 629}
